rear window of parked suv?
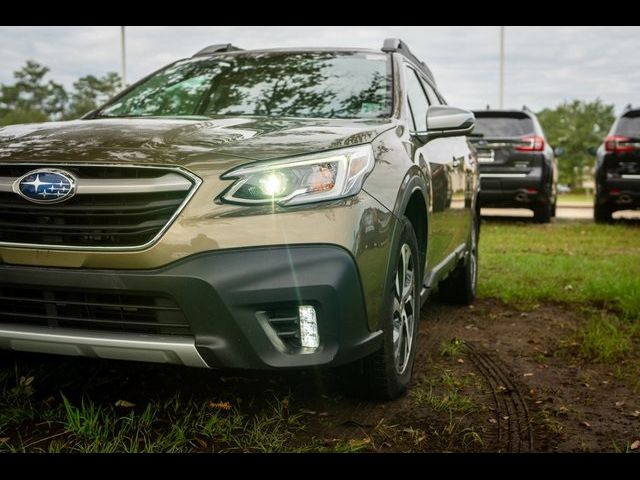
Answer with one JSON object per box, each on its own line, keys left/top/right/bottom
{"left": 615, "top": 111, "right": 640, "bottom": 137}
{"left": 473, "top": 113, "right": 535, "bottom": 137}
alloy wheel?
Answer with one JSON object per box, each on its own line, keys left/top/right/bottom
{"left": 392, "top": 243, "right": 415, "bottom": 375}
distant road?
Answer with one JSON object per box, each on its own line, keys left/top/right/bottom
{"left": 481, "top": 205, "right": 640, "bottom": 220}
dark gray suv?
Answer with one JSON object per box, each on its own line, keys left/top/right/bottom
{"left": 594, "top": 106, "right": 640, "bottom": 222}
{"left": 471, "top": 108, "right": 558, "bottom": 223}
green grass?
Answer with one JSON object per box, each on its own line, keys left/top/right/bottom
{"left": 409, "top": 369, "right": 482, "bottom": 451}
{"left": 612, "top": 440, "right": 636, "bottom": 453}
{"left": 557, "top": 193, "right": 594, "bottom": 205}
{"left": 439, "top": 338, "right": 465, "bottom": 358}
{"left": 478, "top": 222, "right": 640, "bottom": 319}
{"left": 0, "top": 384, "right": 310, "bottom": 453}
{"left": 537, "top": 407, "right": 565, "bottom": 435}
{"left": 576, "top": 315, "right": 632, "bottom": 362}
{"left": 411, "top": 370, "right": 475, "bottom": 415}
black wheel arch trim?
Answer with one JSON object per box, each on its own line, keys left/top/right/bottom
{"left": 371, "top": 169, "right": 429, "bottom": 331}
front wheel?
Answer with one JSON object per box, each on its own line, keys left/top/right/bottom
{"left": 346, "top": 217, "right": 420, "bottom": 400}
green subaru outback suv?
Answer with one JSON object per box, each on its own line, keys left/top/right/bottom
{"left": 0, "top": 39, "right": 479, "bottom": 399}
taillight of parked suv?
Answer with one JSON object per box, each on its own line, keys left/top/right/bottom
{"left": 604, "top": 135, "right": 640, "bottom": 153}
{"left": 515, "top": 135, "right": 545, "bottom": 152}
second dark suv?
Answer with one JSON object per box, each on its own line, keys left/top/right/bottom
{"left": 471, "top": 108, "right": 557, "bottom": 223}
{"left": 594, "top": 106, "right": 640, "bottom": 222}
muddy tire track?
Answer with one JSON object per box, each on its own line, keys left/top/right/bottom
{"left": 465, "top": 341, "right": 533, "bottom": 452}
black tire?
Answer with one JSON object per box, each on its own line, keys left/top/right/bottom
{"left": 345, "top": 217, "right": 420, "bottom": 400}
{"left": 594, "top": 202, "right": 612, "bottom": 223}
{"left": 439, "top": 212, "right": 478, "bottom": 306}
{"left": 533, "top": 202, "right": 552, "bottom": 223}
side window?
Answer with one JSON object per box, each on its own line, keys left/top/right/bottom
{"left": 421, "top": 79, "right": 441, "bottom": 106}
{"left": 404, "top": 66, "right": 430, "bottom": 132}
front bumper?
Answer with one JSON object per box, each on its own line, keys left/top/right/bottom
{"left": 0, "top": 245, "right": 381, "bottom": 369}
{"left": 0, "top": 326, "right": 208, "bottom": 367}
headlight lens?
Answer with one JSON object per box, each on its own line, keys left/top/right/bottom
{"left": 221, "top": 145, "right": 374, "bottom": 206}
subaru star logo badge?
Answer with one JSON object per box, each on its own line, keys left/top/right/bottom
{"left": 14, "top": 169, "right": 77, "bottom": 204}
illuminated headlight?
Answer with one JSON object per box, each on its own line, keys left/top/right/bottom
{"left": 298, "top": 305, "right": 319, "bottom": 349}
{"left": 221, "top": 145, "right": 374, "bottom": 206}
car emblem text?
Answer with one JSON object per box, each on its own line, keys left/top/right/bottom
{"left": 14, "top": 169, "right": 77, "bottom": 204}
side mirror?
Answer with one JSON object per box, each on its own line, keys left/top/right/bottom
{"left": 424, "top": 105, "right": 475, "bottom": 140}
{"left": 554, "top": 146, "right": 565, "bottom": 157}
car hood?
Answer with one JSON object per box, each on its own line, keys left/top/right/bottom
{"left": 0, "top": 116, "right": 395, "bottom": 166}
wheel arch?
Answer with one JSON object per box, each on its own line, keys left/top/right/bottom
{"left": 403, "top": 188, "right": 428, "bottom": 282}
{"left": 371, "top": 172, "right": 430, "bottom": 333}
{"left": 391, "top": 170, "right": 429, "bottom": 280}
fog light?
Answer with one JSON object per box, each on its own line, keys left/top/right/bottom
{"left": 298, "top": 305, "right": 319, "bottom": 349}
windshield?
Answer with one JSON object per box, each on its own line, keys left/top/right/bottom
{"left": 95, "top": 52, "right": 392, "bottom": 120}
{"left": 473, "top": 114, "right": 535, "bottom": 137}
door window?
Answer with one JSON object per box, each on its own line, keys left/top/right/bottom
{"left": 405, "top": 66, "right": 430, "bottom": 132}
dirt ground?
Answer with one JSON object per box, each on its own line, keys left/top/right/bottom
{"left": 3, "top": 297, "right": 638, "bottom": 452}
{"left": 414, "top": 298, "right": 640, "bottom": 452}
{"left": 293, "top": 297, "right": 640, "bottom": 452}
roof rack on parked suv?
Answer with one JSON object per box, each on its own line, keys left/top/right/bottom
{"left": 193, "top": 44, "right": 243, "bottom": 57}
{"left": 382, "top": 38, "right": 436, "bottom": 86}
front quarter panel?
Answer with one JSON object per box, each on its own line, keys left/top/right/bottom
{"left": 362, "top": 124, "right": 431, "bottom": 302}
{"left": 363, "top": 126, "right": 430, "bottom": 216}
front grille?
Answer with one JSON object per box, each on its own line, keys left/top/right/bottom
{"left": 0, "top": 165, "right": 198, "bottom": 248}
{"left": 0, "top": 190, "right": 187, "bottom": 247}
{"left": 0, "top": 165, "right": 170, "bottom": 179}
{"left": 0, "top": 284, "right": 190, "bottom": 336}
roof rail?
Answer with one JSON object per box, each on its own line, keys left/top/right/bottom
{"left": 193, "top": 43, "right": 243, "bottom": 57}
{"left": 382, "top": 38, "right": 436, "bottom": 85}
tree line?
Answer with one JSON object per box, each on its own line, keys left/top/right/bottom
{"left": 0, "top": 61, "right": 120, "bottom": 126}
{"left": 538, "top": 99, "right": 615, "bottom": 188}
{"left": 0, "top": 60, "right": 617, "bottom": 188}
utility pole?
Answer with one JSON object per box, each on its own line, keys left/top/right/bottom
{"left": 120, "top": 26, "right": 127, "bottom": 88}
{"left": 499, "top": 26, "right": 505, "bottom": 109}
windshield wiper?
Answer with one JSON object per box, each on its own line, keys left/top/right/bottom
{"left": 90, "top": 114, "right": 153, "bottom": 119}
{"left": 90, "top": 114, "right": 212, "bottom": 120}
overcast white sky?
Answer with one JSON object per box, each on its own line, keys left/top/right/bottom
{"left": 0, "top": 26, "right": 638, "bottom": 114}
